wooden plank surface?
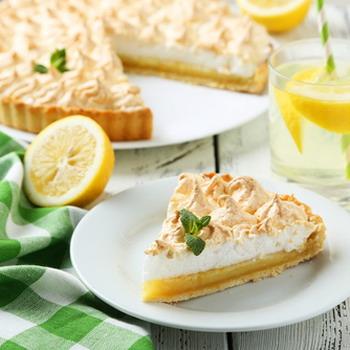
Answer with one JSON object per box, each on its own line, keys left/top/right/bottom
{"left": 107, "top": 138, "right": 216, "bottom": 195}
{"left": 218, "top": 115, "right": 270, "bottom": 178}
{"left": 231, "top": 300, "right": 350, "bottom": 350}
{"left": 151, "top": 326, "right": 228, "bottom": 350}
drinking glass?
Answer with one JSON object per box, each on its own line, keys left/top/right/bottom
{"left": 269, "top": 38, "right": 350, "bottom": 206}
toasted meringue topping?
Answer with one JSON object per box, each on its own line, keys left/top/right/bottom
{"left": 227, "top": 176, "right": 271, "bottom": 214}
{"left": 145, "top": 173, "right": 318, "bottom": 257}
{"left": 102, "top": 0, "right": 272, "bottom": 68}
{"left": 255, "top": 194, "right": 315, "bottom": 234}
{"left": 0, "top": 0, "right": 145, "bottom": 111}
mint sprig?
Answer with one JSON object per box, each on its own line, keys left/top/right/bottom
{"left": 179, "top": 209, "right": 211, "bottom": 256}
{"left": 33, "top": 48, "right": 69, "bottom": 74}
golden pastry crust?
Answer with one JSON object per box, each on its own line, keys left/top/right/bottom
{"left": 0, "top": 100, "right": 152, "bottom": 141}
{"left": 143, "top": 214, "right": 326, "bottom": 302}
{"left": 121, "top": 57, "right": 268, "bottom": 94}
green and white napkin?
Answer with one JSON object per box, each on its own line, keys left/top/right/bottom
{"left": 0, "top": 132, "right": 154, "bottom": 350}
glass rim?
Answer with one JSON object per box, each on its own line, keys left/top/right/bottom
{"left": 268, "top": 38, "right": 350, "bottom": 87}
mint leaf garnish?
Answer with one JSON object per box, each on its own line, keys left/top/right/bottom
{"left": 200, "top": 216, "right": 211, "bottom": 227}
{"left": 179, "top": 209, "right": 211, "bottom": 256}
{"left": 50, "top": 48, "right": 69, "bottom": 73}
{"left": 185, "top": 233, "right": 205, "bottom": 256}
{"left": 33, "top": 64, "right": 48, "bottom": 74}
{"left": 33, "top": 48, "right": 69, "bottom": 74}
{"left": 180, "top": 209, "right": 198, "bottom": 234}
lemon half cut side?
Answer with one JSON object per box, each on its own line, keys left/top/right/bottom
{"left": 24, "top": 115, "right": 115, "bottom": 207}
{"left": 237, "top": 0, "right": 312, "bottom": 32}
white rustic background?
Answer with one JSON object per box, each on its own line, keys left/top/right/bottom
{"left": 105, "top": 1, "right": 350, "bottom": 349}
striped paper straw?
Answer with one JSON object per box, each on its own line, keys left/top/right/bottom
{"left": 317, "top": 0, "right": 336, "bottom": 75}
{"left": 317, "top": 1, "right": 348, "bottom": 179}
{"left": 342, "top": 135, "right": 350, "bottom": 179}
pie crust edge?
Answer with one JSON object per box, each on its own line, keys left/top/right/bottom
{"left": 0, "top": 99, "right": 153, "bottom": 141}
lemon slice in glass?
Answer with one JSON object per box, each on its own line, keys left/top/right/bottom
{"left": 24, "top": 115, "right": 115, "bottom": 207}
{"left": 288, "top": 68, "right": 350, "bottom": 134}
{"left": 274, "top": 67, "right": 350, "bottom": 152}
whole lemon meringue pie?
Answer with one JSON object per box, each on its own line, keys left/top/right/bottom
{"left": 143, "top": 173, "right": 326, "bottom": 302}
{"left": 0, "top": 0, "right": 272, "bottom": 140}
{"left": 0, "top": 0, "right": 152, "bottom": 141}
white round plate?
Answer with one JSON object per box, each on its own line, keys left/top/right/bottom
{"left": 70, "top": 177, "right": 350, "bottom": 332}
{"left": 0, "top": 75, "right": 267, "bottom": 150}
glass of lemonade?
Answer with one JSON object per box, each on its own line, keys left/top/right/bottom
{"left": 269, "top": 39, "right": 350, "bottom": 206}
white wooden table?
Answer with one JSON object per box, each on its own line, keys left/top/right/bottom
{"left": 104, "top": 2, "right": 350, "bottom": 349}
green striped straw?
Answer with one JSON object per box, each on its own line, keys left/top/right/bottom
{"left": 342, "top": 135, "right": 350, "bottom": 179}
{"left": 316, "top": 1, "right": 350, "bottom": 178}
{"left": 317, "top": 0, "right": 336, "bottom": 75}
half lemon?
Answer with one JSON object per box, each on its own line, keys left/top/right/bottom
{"left": 236, "top": 0, "right": 312, "bottom": 33}
{"left": 24, "top": 115, "right": 115, "bottom": 207}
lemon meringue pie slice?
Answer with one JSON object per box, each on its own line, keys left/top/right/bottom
{"left": 102, "top": 0, "right": 272, "bottom": 94}
{"left": 143, "top": 173, "right": 326, "bottom": 303}
{"left": 0, "top": 0, "right": 152, "bottom": 141}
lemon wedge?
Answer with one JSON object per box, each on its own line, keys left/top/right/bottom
{"left": 288, "top": 68, "right": 350, "bottom": 134}
{"left": 236, "top": 0, "right": 312, "bottom": 32}
{"left": 274, "top": 87, "right": 303, "bottom": 153}
{"left": 274, "top": 67, "right": 350, "bottom": 152}
{"left": 24, "top": 115, "right": 115, "bottom": 207}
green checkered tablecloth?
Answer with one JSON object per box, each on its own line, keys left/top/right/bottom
{"left": 0, "top": 132, "right": 154, "bottom": 350}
